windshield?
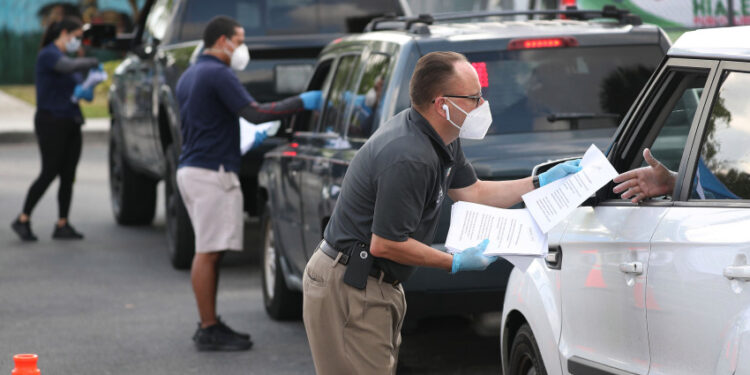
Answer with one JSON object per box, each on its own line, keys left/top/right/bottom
{"left": 461, "top": 45, "right": 663, "bottom": 134}
{"left": 177, "top": 0, "right": 403, "bottom": 43}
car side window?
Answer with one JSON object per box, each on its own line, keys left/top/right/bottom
{"left": 642, "top": 71, "right": 707, "bottom": 172}
{"left": 291, "top": 59, "right": 333, "bottom": 133}
{"left": 689, "top": 71, "right": 750, "bottom": 200}
{"left": 346, "top": 53, "right": 390, "bottom": 140}
{"left": 606, "top": 69, "right": 709, "bottom": 200}
{"left": 321, "top": 54, "right": 360, "bottom": 135}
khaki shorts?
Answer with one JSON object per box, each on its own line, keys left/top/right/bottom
{"left": 176, "top": 166, "right": 243, "bottom": 253}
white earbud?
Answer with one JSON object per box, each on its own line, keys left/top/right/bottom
{"left": 442, "top": 104, "right": 449, "bottom": 117}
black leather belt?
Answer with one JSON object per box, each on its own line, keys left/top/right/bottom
{"left": 318, "top": 240, "right": 400, "bottom": 286}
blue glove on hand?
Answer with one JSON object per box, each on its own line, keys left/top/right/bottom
{"left": 299, "top": 90, "right": 322, "bottom": 110}
{"left": 73, "top": 84, "right": 94, "bottom": 102}
{"left": 451, "top": 239, "right": 497, "bottom": 273}
{"left": 251, "top": 130, "right": 267, "bottom": 150}
{"left": 539, "top": 159, "right": 582, "bottom": 187}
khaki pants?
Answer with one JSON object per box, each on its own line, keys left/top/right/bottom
{"left": 303, "top": 248, "right": 406, "bottom": 375}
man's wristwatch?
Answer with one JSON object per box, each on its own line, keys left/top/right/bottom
{"left": 532, "top": 175, "right": 540, "bottom": 189}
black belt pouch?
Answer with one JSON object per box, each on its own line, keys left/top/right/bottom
{"left": 342, "top": 243, "right": 374, "bottom": 290}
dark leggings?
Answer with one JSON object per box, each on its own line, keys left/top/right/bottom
{"left": 22, "top": 110, "right": 82, "bottom": 219}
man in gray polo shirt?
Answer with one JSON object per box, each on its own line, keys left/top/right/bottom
{"left": 302, "top": 51, "right": 581, "bottom": 374}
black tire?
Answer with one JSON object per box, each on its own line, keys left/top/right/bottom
{"left": 165, "top": 145, "right": 195, "bottom": 270}
{"left": 108, "top": 121, "right": 157, "bottom": 225}
{"left": 508, "top": 323, "right": 547, "bottom": 375}
{"left": 260, "top": 202, "right": 302, "bottom": 320}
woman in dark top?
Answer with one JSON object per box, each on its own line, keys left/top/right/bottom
{"left": 11, "top": 17, "right": 99, "bottom": 241}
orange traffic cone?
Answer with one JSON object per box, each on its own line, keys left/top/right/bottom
{"left": 12, "top": 354, "right": 40, "bottom": 375}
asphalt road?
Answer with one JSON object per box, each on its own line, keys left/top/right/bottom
{"left": 0, "top": 138, "right": 501, "bottom": 374}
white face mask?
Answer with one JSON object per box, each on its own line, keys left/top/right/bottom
{"left": 443, "top": 98, "right": 493, "bottom": 140}
{"left": 364, "top": 87, "right": 377, "bottom": 108}
{"left": 65, "top": 36, "right": 81, "bottom": 53}
{"left": 225, "top": 40, "right": 250, "bottom": 71}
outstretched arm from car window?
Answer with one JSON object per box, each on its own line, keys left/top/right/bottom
{"left": 613, "top": 148, "right": 676, "bottom": 203}
{"left": 53, "top": 55, "right": 99, "bottom": 74}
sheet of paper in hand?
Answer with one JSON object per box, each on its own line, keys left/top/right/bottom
{"left": 445, "top": 201, "right": 547, "bottom": 257}
{"left": 239, "top": 119, "right": 281, "bottom": 154}
{"left": 522, "top": 144, "right": 618, "bottom": 233}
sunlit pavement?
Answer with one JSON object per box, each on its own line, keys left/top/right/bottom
{"left": 0, "top": 139, "right": 500, "bottom": 374}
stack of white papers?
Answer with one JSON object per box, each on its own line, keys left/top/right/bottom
{"left": 445, "top": 201, "right": 547, "bottom": 256}
{"left": 239, "top": 119, "right": 281, "bottom": 154}
{"left": 445, "top": 144, "right": 618, "bottom": 265}
{"left": 81, "top": 68, "right": 107, "bottom": 90}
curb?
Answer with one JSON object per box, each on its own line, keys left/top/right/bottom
{"left": 0, "top": 130, "right": 109, "bottom": 144}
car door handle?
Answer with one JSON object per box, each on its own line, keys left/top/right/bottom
{"left": 723, "top": 265, "right": 750, "bottom": 281}
{"left": 619, "top": 262, "right": 643, "bottom": 275}
{"left": 546, "top": 245, "right": 562, "bottom": 269}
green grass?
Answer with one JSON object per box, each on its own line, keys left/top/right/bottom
{"left": 0, "top": 84, "right": 36, "bottom": 105}
{"left": 0, "top": 59, "right": 121, "bottom": 119}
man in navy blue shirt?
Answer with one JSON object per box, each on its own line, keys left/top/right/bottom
{"left": 175, "top": 15, "right": 320, "bottom": 351}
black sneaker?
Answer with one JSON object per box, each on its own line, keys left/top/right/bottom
{"left": 11, "top": 219, "right": 37, "bottom": 242}
{"left": 192, "top": 323, "right": 253, "bottom": 351}
{"left": 215, "top": 317, "right": 251, "bottom": 340}
{"left": 52, "top": 223, "right": 84, "bottom": 240}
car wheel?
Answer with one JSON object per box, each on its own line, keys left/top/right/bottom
{"left": 109, "top": 120, "right": 157, "bottom": 225}
{"left": 165, "top": 144, "right": 195, "bottom": 270}
{"left": 508, "top": 323, "right": 547, "bottom": 375}
{"left": 260, "top": 202, "right": 302, "bottom": 320}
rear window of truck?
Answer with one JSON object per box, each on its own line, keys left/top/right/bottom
{"left": 177, "top": 0, "right": 404, "bottom": 42}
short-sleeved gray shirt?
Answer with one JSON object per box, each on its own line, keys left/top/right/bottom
{"left": 323, "top": 107, "right": 477, "bottom": 282}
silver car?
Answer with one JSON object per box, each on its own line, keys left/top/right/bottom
{"left": 501, "top": 26, "right": 750, "bottom": 375}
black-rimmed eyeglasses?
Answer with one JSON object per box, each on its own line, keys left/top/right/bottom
{"left": 432, "top": 94, "right": 483, "bottom": 107}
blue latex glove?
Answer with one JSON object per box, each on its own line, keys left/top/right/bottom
{"left": 251, "top": 129, "right": 267, "bottom": 150}
{"left": 299, "top": 90, "right": 322, "bottom": 110}
{"left": 451, "top": 239, "right": 497, "bottom": 273}
{"left": 73, "top": 84, "right": 94, "bottom": 102}
{"left": 539, "top": 159, "right": 582, "bottom": 187}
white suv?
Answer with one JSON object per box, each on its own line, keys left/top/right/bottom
{"left": 501, "top": 26, "right": 750, "bottom": 375}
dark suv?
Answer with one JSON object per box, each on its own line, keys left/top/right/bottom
{"left": 104, "top": 0, "right": 410, "bottom": 268}
{"left": 257, "top": 7, "right": 671, "bottom": 321}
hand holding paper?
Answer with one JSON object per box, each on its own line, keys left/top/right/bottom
{"left": 539, "top": 159, "right": 582, "bottom": 186}
{"left": 71, "top": 66, "right": 107, "bottom": 103}
{"left": 451, "top": 239, "right": 497, "bottom": 273}
{"left": 239, "top": 118, "right": 281, "bottom": 154}
{"left": 522, "top": 144, "right": 618, "bottom": 233}
{"left": 445, "top": 201, "right": 548, "bottom": 257}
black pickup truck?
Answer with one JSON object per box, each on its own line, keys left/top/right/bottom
{"left": 101, "top": 0, "right": 410, "bottom": 268}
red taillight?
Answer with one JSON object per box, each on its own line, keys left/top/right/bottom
{"left": 471, "top": 62, "right": 489, "bottom": 88}
{"left": 507, "top": 37, "right": 578, "bottom": 50}
{"left": 290, "top": 142, "right": 299, "bottom": 148}
{"left": 560, "top": 0, "right": 576, "bottom": 7}
{"left": 282, "top": 151, "right": 297, "bottom": 157}
{"left": 332, "top": 37, "right": 343, "bottom": 44}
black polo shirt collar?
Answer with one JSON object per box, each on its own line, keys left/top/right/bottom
{"left": 408, "top": 108, "right": 455, "bottom": 164}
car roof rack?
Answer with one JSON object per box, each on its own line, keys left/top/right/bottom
{"left": 364, "top": 5, "right": 642, "bottom": 34}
